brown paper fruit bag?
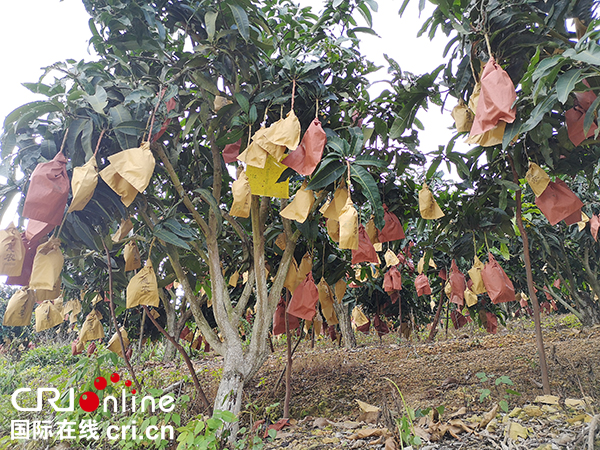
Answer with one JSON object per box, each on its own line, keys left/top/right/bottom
{"left": 566, "top": 90, "right": 598, "bottom": 146}
{"left": 383, "top": 266, "right": 402, "bottom": 292}
{"left": 107, "top": 327, "right": 129, "bottom": 357}
{"left": 414, "top": 273, "right": 432, "bottom": 296}
{"left": 283, "top": 257, "right": 300, "bottom": 293}
{"left": 464, "top": 287, "right": 478, "bottom": 307}
{"left": 419, "top": 184, "right": 445, "bottom": 220}
{"left": 465, "top": 121, "right": 506, "bottom": 147}
{"left": 124, "top": 240, "right": 142, "bottom": 271}
{"left": 263, "top": 110, "right": 301, "bottom": 150}
{"left": 230, "top": 170, "right": 252, "bottom": 218}
{"left": 384, "top": 249, "right": 400, "bottom": 268}
{"left": 334, "top": 278, "right": 347, "bottom": 303}
{"left": 108, "top": 142, "right": 155, "bottom": 194}
{"left": 365, "top": 217, "right": 380, "bottom": 246}
{"left": 535, "top": 179, "right": 584, "bottom": 226}
{"left": 126, "top": 262, "right": 160, "bottom": 308}
{"left": 280, "top": 180, "right": 314, "bottom": 223}
{"left": 326, "top": 218, "right": 340, "bottom": 242}
{"left": 274, "top": 232, "right": 286, "bottom": 250}
{"left": 297, "top": 253, "right": 313, "bottom": 285}
{"left": 481, "top": 253, "right": 515, "bottom": 304}
{"left": 451, "top": 100, "right": 474, "bottom": 133}
{"left": 237, "top": 140, "right": 269, "bottom": 169}
{"left": 229, "top": 270, "right": 240, "bottom": 287}
{"left": 287, "top": 272, "right": 319, "bottom": 321}
{"left": 222, "top": 139, "right": 241, "bottom": 164}
{"left": 591, "top": 214, "right": 600, "bottom": 241}
{"left": 22, "top": 152, "right": 69, "bottom": 225}
{"left": 339, "top": 196, "right": 358, "bottom": 250}
{"left": 449, "top": 260, "right": 465, "bottom": 306}
{"left": 469, "top": 57, "right": 516, "bottom": 136}
{"left": 525, "top": 162, "right": 550, "bottom": 197}
{"left": 468, "top": 255, "right": 486, "bottom": 295}
{"left": 317, "top": 278, "right": 338, "bottom": 325}
{"left": 29, "top": 238, "right": 63, "bottom": 291}
{"left": 68, "top": 157, "right": 98, "bottom": 212}
{"left": 0, "top": 223, "right": 25, "bottom": 277}
{"left": 352, "top": 306, "right": 369, "bottom": 328}
{"left": 99, "top": 163, "right": 138, "bottom": 206}
{"left": 35, "top": 300, "right": 64, "bottom": 332}
{"left": 323, "top": 182, "right": 348, "bottom": 219}
{"left": 351, "top": 225, "right": 379, "bottom": 265}
{"left": 253, "top": 131, "right": 287, "bottom": 162}
{"left": 282, "top": 119, "right": 327, "bottom": 176}
{"left": 112, "top": 218, "right": 133, "bottom": 243}
{"left": 78, "top": 310, "right": 105, "bottom": 342}
{"left": 378, "top": 205, "right": 405, "bottom": 242}
{"left": 25, "top": 219, "right": 55, "bottom": 245}
{"left": 36, "top": 277, "right": 61, "bottom": 302}
{"left": 272, "top": 298, "right": 300, "bottom": 336}
{"left": 3, "top": 288, "right": 35, "bottom": 326}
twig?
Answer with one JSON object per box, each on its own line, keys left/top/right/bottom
{"left": 588, "top": 414, "right": 599, "bottom": 450}
{"left": 142, "top": 304, "right": 213, "bottom": 415}
{"left": 102, "top": 240, "right": 142, "bottom": 393}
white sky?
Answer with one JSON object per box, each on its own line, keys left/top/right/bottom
{"left": 0, "top": 0, "right": 459, "bottom": 229}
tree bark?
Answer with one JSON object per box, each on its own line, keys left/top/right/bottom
{"left": 333, "top": 302, "right": 356, "bottom": 348}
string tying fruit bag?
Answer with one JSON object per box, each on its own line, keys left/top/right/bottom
{"left": 481, "top": 252, "right": 515, "bottom": 304}
{"left": 22, "top": 152, "right": 69, "bottom": 225}
{"left": 287, "top": 272, "right": 319, "bottom": 321}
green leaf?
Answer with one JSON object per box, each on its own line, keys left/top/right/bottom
{"left": 234, "top": 93, "right": 249, "bottom": 113}
{"left": 306, "top": 160, "right": 345, "bottom": 190}
{"left": 4, "top": 101, "right": 62, "bottom": 130}
{"left": 350, "top": 165, "right": 384, "bottom": 229}
{"left": 228, "top": 4, "right": 250, "bottom": 41}
{"left": 479, "top": 388, "right": 491, "bottom": 402}
{"left": 564, "top": 45, "right": 600, "bottom": 65}
{"left": 353, "top": 155, "right": 389, "bottom": 168}
{"left": 556, "top": 69, "right": 582, "bottom": 104}
{"left": 499, "top": 242, "right": 510, "bottom": 260}
{"left": 83, "top": 85, "right": 108, "bottom": 114}
{"left": 499, "top": 400, "right": 509, "bottom": 413}
{"left": 154, "top": 227, "right": 191, "bottom": 249}
{"left": 348, "top": 27, "right": 378, "bottom": 37}
{"left": 583, "top": 94, "right": 600, "bottom": 135}
{"left": 205, "top": 10, "right": 218, "bottom": 41}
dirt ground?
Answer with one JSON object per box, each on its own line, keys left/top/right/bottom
{"left": 191, "top": 314, "right": 600, "bottom": 448}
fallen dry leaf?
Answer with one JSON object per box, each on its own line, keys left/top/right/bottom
{"left": 479, "top": 404, "right": 499, "bottom": 429}
{"left": 534, "top": 395, "right": 559, "bottom": 405}
{"left": 356, "top": 399, "right": 380, "bottom": 423}
{"left": 507, "top": 421, "right": 528, "bottom": 440}
{"left": 384, "top": 436, "right": 397, "bottom": 450}
{"left": 349, "top": 428, "right": 389, "bottom": 439}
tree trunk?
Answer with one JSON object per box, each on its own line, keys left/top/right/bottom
{"left": 214, "top": 366, "right": 245, "bottom": 438}
{"left": 333, "top": 302, "right": 356, "bottom": 348}
{"left": 163, "top": 302, "right": 178, "bottom": 361}
{"left": 577, "top": 292, "right": 600, "bottom": 326}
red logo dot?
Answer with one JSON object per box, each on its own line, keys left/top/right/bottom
{"left": 94, "top": 377, "right": 107, "bottom": 390}
{"left": 110, "top": 373, "right": 120, "bottom": 383}
{"left": 79, "top": 392, "right": 100, "bottom": 412}
{"left": 131, "top": 389, "right": 137, "bottom": 395}
{"left": 125, "top": 380, "right": 132, "bottom": 387}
